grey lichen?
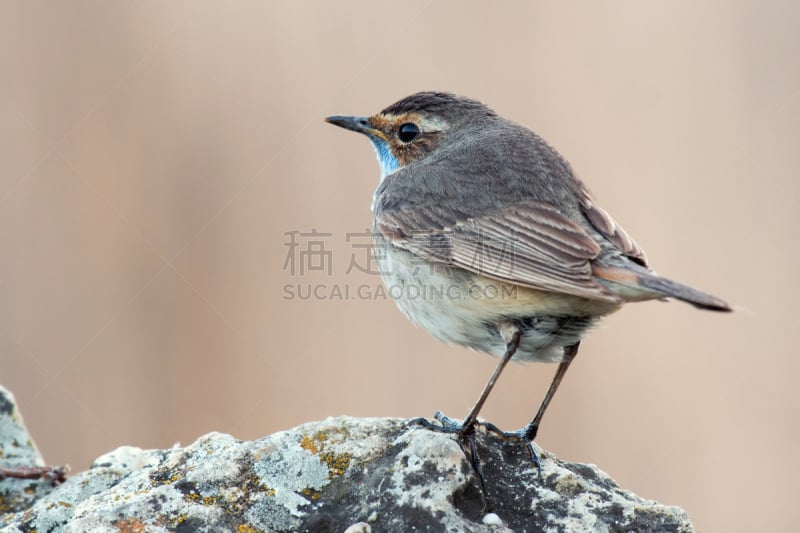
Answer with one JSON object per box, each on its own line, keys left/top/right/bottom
{"left": 1, "top": 385, "right": 693, "bottom": 532}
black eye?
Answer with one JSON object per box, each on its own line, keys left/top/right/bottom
{"left": 397, "top": 123, "right": 420, "bottom": 142}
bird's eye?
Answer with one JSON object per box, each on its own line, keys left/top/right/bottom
{"left": 397, "top": 123, "right": 421, "bottom": 143}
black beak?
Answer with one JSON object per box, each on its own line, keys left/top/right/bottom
{"left": 325, "top": 115, "right": 373, "bottom": 135}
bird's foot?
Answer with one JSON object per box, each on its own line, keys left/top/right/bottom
{"left": 409, "top": 411, "right": 489, "bottom": 503}
{"left": 479, "top": 421, "right": 542, "bottom": 476}
{"left": 409, "top": 410, "right": 466, "bottom": 433}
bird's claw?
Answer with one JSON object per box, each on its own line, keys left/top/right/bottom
{"left": 409, "top": 411, "right": 463, "bottom": 434}
{"left": 408, "top": 412, "right": 489, "bottom": 503}
{"left": 480, "top": 421, "right": 542, "bottom": 476}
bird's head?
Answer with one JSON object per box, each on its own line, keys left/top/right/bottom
{"left": 326, "top": 91, "right": 496, "bottom": 179}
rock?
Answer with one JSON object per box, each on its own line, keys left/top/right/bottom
{"left": 0, "top": 386, "right": 693, "bottom": 532}
{"left": 0, "top": 386, "right": 64, "bottom": 515}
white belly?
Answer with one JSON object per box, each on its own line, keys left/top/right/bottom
{"left": 374, "top": 242, "right": 617, "bottom": 363}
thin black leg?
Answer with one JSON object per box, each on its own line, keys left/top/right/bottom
{"left": 409, "top": 328, "right": 522, "bottom": 434}
{"left": 461, "top": 329, "right": 521, "bottom": 431}
{"left": 481, "top": 342, "right": 581, "bottom": 474}
{"left": 521, "top": 342, "right": 580, "bottom": 442}
{"left": 408, "top": 336, "right": 580, "bottom": 498}
{"left": 409, "top": 327, "right": 522, "bottom": 502}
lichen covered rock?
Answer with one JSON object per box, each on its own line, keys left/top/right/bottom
{"left": 0, "top": 386, "right": 61, "bottom": 516}
{"left": 1, "top": 386, "right": 693, "bottom": 532}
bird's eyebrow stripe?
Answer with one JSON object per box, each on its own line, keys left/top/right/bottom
{"left": 369, "top": 112, "right": 447, "bottom": 134}
{"left": 368, "top": 113, "right": 417, "bottom": 130}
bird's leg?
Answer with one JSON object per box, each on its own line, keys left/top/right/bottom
{"left": 482, "top": 342, "right": 581, "bottom": 474}
{"left": 460, "top": 327, "right": 521, "bottom": 432}
{"left": 520, "top": 342, "right": 580, "bottom": 442}
{"left": 411, "top": 327, "right": 521, "bottom": 434}
{"left": 410, "top": 326, "right": 522, "bottom": 498}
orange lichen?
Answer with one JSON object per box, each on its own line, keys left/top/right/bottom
{"left": 299, "top": 428, "right": 353, "bottom": 479}
{"left": 113, "top": 518, "right": 148, "bottom": 533}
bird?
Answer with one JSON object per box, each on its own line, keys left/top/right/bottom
{"left": 325, "top": 91, "right": 731, "bottom": 492}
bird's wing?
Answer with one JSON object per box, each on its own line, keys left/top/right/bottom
{"left": 376, "top": 201, "right": 622, "bottom": 302}
{"left": 580, "top": 196, "right": 649, "bottom": 267}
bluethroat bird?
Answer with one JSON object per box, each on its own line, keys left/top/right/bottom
{"left": 326, "top": 92, "right": 730, "bottom": 493}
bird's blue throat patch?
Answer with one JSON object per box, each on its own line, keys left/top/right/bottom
{"left": 369, "top": 137, "right": 400, "bottom": 179}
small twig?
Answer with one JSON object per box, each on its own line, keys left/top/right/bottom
{"left": 0, "top": 465, "right": 68, "bottom": 483}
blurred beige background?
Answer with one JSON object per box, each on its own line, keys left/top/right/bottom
{"left": 1, "top": 1, "right": 797, "bottom": 531}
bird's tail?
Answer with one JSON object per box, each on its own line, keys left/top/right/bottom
{"left": 593, "top": 265, "right": 732, "bottom": 312}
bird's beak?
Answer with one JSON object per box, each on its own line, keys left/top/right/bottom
{"left": 325, "top": 115, "right": 385, "bottom": 140}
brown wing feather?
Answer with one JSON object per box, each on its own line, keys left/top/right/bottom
{"left": 376, "top": 201, "right": 622, "bottom": 303}
{"left": 580, "top": 196, "right": 648, "bottom": 266}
